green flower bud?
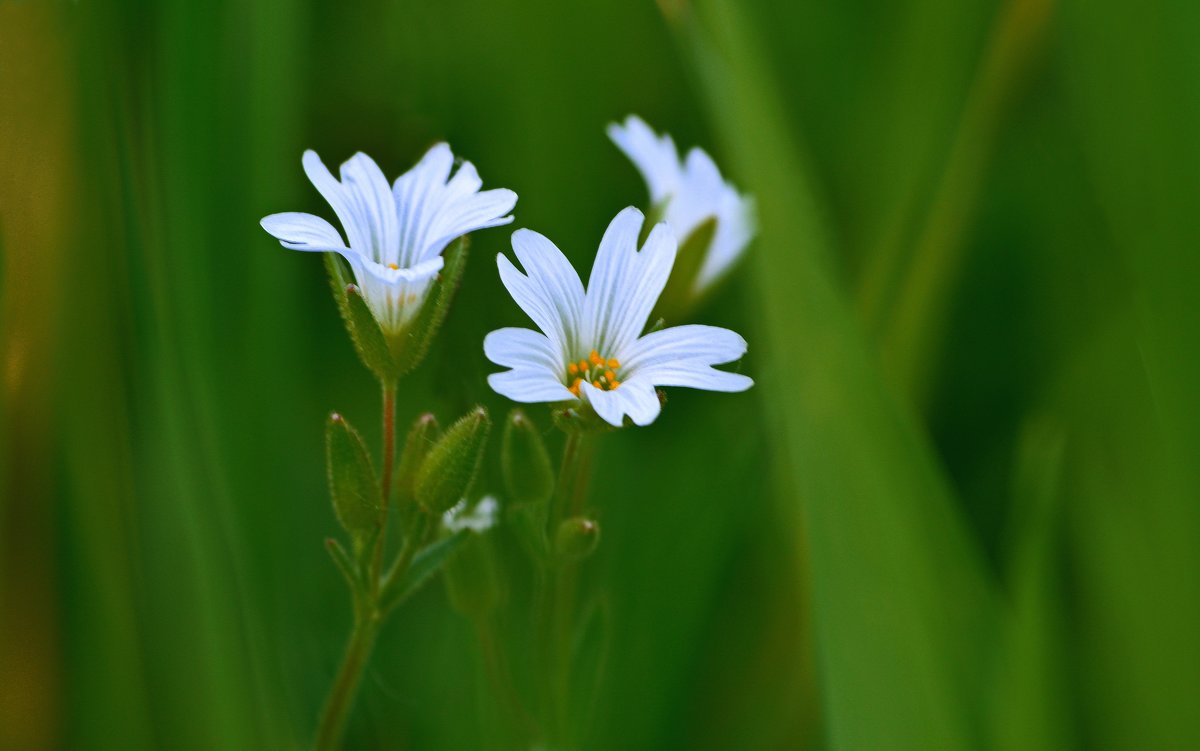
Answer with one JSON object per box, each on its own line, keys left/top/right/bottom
{"left": 555, "top": 517, "right": 601, "bottom": 561}
{"left": 501, "top": 409, "right": 554, "bottom": 507}
{"left": 415, "top": 406, "right": 490, "bottom": 514}
{"left": 394, "top": 412, "right": 439, "bottom": 508}
{"left": 325, "top": 412, "right": 379, "bottom": 537}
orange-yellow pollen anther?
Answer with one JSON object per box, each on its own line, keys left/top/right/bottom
{"left": 590, "top": 351, "right": 603, "bottom": 366}
{"left": 578, "top": 359, "right": 589, "bottom": 372}
{"left": 568, "top": 363, "right": 579, "bottom": 375}
{"left": 387, "top": 262, "right": 399, "bottom": 270}
{"left": 569, "top": 377, "right": 582, "bottom": 396}
{"left": 609, "top": 379, "right": 620, "bottom": 389}
{"left": 592, "top": 380, "right": 601, "bottom": 389}
{"left": 605, "top": 370, "right": 615, "bottom": 381}
{"left": 608, "top": 358, "right": 620, "bottom": 368}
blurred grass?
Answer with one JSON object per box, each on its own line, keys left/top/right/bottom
{"left": 2, "top": 0, "right": 1199, "bottom": 749}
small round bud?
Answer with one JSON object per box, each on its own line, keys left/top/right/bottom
{"left": 555, "top": 517, "right": 601, "bottom": 561}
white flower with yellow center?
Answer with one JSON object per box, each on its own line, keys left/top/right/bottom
{"left": 484, "top": 207, "right": 753, "bottom": 428}
{"left": 261, "top": 144, "right": 517, "bottom": 335}
{"left": 607, "top": 115, "right": 754, "bottom": 297}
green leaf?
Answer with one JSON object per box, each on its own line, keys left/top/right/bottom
{"left": 388, "top": 236, "right": 468, "bottom": 376}
{"left": 501, "top": 409, "right": 554, "bottom": 507}
{"left": 675, "top": 2, "right": 997, "bottom": 748}
{"left": 380, "top": 530, "right": 470, "bottom": 614}
{"left": 325, "top": 412, "right": 379, "bottom": 537}
{"left": 414, "top": 406, "right": 491, "bottom": 514}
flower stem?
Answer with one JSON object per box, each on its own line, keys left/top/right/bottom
{"left": 538, "top": 431, "right": 597, "bottom": 748}
{"left": 314, "top": 615, "right": 379, "bottom": 751}
{"left": 371, "top": 382, "right": 398, "bottom": 589}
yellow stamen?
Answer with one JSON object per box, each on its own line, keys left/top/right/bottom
{"left": 608, "top": 358, "right": 620, "bottom": 368}
{"left": 592, "top": 380, "right": 601, "bottom": 389}
{"left": 609, "top": 379, "right": 620, "bottom": 389}
{"left": 605, "top": 370, "right": 615, "bottom": 381}
{"left": 590, "top": 350, "right": 603, "bottom": 366}
{"left": 569, "top": 377, "right": 582, "bottom": 396}
{"left": 568, "top": 363, "right": 579, "bottom": 375}
{"left": 387, "top": 262, "right": 399, "bottom": 270}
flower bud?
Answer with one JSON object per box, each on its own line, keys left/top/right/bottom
{"left": 394, "top": 412, "right": 439, "bottom": 508}
{"left": 501, "top": 409, "right": 554, "bottom": 507}
{"left": 415, "top": 406, "right": 490, "bottom": 514}
{"left": 325, "top": 412, "right": 379, "bottom": 537}
{"left": 554, "top": 517, "right": 601, "bottom": 561}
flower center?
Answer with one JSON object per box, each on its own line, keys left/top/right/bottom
{"left": 387, "top": 262, "right": 400, "bottom": 270}
{"left": 567, "top": 349, "right": 621, "bottom": 395}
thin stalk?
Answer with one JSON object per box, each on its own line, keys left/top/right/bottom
{"left": 476, "top": 617, "right": 539, "bottom": 743}
{"left": 371, "top": 382, "right": 397, "bottom": 590}
{"left": 313, "top": 616, "right": 379, "bottom": 751}
{"left": 537, "top": 431, "right": 597, "bottom": 749}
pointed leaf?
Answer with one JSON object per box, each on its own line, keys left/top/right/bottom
{"left": 380, "top": 530, "right": 470, "bottom": 614}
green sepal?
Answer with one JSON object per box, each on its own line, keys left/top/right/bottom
{"left": 386, "top": 236, "right": 469, "bottom": 377}
{"left": 555, "top": 517, "right": 601, "bottom": 562}
{"left": 379, "top": 530, "right": 470, "bottom": 615}
{"left": 325, "top": 412, "right": 379, "bottom": 538}
{"left": 501, "top": 409, "right": 554, "bottom": 507}
{"left": 651, "top": 215, "right": 717, "bottom": 323}
{"left": 394, "top": 412, "right": 440, "bottom": 509}
{"left": 415, "top": 406, "right": 491, "bottom": 514}
{"left": 325, "top": 254, "right": 398, "bottom": 382}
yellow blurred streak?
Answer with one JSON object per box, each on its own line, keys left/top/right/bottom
{"left": 0, "top": 2, "right": 77, "bottom": 749}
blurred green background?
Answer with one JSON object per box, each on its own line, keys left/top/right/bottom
{"left": 2, "top": 0, "right": 1199, "bottom": 748}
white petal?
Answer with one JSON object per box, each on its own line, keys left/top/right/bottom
{"left": 584, "top": 208, "right": 676, "bottom": 356}
{"left": 695, "top": 190, "right": 755, "bottom": 292}
{"left": 622, "top": 324, "right": 753, "bottom": 392}
{"left": 487, "top": 369, "right": 575, "bottom": 403}
{"left": 348, "top": 255, "right": 444, "bottom": 334}
{"left": 580, "top": 382, "right": 624, "bottom": 427}
{"left": 260, "top": 212, "right": 348, "bottom": 252}
{"left": 496, "top": 229, "right": 585, "bottom": 359}
{"left": 607, "top": 115, "right": 682, "bottom": 203}
{"left": 483, "top": 327, "right": 561, "bottom": 373}
{"left": 302, "top": 150, "right": 370, "bottom": 252}
{"left": 610, "top": 379, "right": 662, "bottom": 426}
{"left": 339, "top": 152, "right": 399, "bottom": 265}
{"left": 392, "top": 144, "right": 517, "bottom": 268}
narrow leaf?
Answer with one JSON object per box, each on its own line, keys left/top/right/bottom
{"left": 380, "top": 530, "right": 470, "bottom": 614}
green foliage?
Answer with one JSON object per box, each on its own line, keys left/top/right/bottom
{"left": 415, "top": 407, "right": 491, "bottom": 514}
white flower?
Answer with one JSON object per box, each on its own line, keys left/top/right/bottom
{"left": 607, "top": 115, "right": 754, "bottom": 296}
{"left": 484, "top": 207, "right": 753, "bottom": 428}
{"left": 261, "top": 145, "right": 517, "bottom": 335}
{"left": 443, "top": 496, "right": 499, "bottom": 533}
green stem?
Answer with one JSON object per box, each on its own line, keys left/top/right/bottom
{"left": 314, "top": 616, "right": 379, "bottom": 751}
{"left": 371, "top": 382, "right": 397, "bottom": 591}
{"left": 537, "top": 431, "right": 597, "bottom": 749}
